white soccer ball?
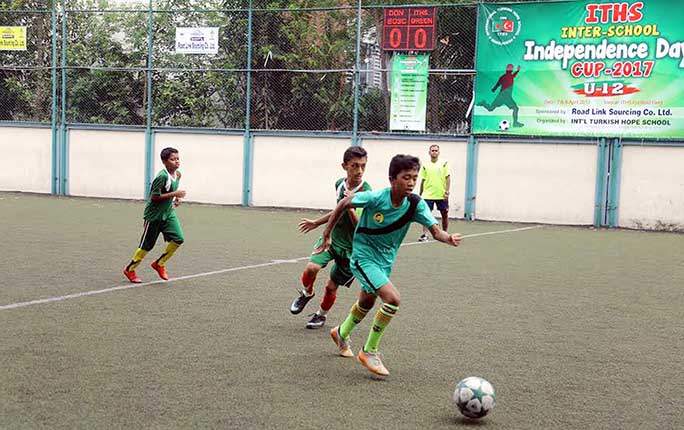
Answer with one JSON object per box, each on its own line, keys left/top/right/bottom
{"left": 498, "top": 119, "right": 510, "bottom": 131}
{"left": 453, "top": 376, "right": 496, "bottom": 419}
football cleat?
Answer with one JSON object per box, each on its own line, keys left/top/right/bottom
{"left": 330, "top": 326, "right": 353, "bottom": 358}
{"left": 290, "top": 290, "right": 314, "bottom": 314}
{"left": 357, "top": 349, "right": 390, "bottom": 376}
{"left": 123, "top": 267, "right": 142, "bottom": 284}
{"left": 150, "top": 261, "right": 169, "bottom": 280}
{"left": 305, "top": 313, "right": 327, "bottom": 329}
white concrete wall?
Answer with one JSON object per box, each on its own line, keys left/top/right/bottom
{"left": 0, "top": 127, "right": 52, "bottom": 193}
{"left": 476, "top": 142, "right": 596, "bottom": 225}
{"left": 619, "top": 146, "right": 684, "bottom": 231}
{"left": 7, "top": 126, "right": 684, "bottom": 230}
{"left": 154, "top": 133, "right": 243, "bottom": 205}
{"left": 69, "top": 129, "right": 145, "bottom": 199}
{"left": 251, "top": 136, "right": 467, "bottom": 219}
{"left": 251, "top": 136, "right": 353, "bottom": 208}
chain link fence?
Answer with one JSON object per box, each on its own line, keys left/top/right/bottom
{"left": 0, "top": 7, "right": 54, "bottom": 123}
{"left": 1, "top": 0, "right": 477, "bottom": 134}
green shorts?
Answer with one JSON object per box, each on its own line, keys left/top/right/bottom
{"left": 309, "top": 237, "right": 354, "bottom": 287}
{"left": 350, "top": 259, "right": 392, "bottom": 296}
{"left": 139, "top": 213, "right": 184, "bottom": 251}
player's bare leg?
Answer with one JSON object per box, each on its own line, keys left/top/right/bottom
{"left": 440, "top": 209, "right": 449, "bottom": 232}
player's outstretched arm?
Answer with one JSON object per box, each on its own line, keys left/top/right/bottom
{"left": 428, "top": 224, "right": 461, "bottom": 247}
{"left": 298, "top": 211, "right": 333, "bottom": 233}
{"left": 313, "top": 195, "right": 354, "bottom": 254}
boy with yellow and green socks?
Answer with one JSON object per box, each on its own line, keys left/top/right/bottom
{"left": 124, "top": 147, "right": 186, "bottom": 283}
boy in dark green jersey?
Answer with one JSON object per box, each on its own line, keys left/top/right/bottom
{"left": 123, "top": 147, "right": 186, "bottom": 283}
{"left": 290, "top": 146, "right": 371, "bottom": 329}
{"left": 320, "top": 154, "right": 461, "bottom": 376}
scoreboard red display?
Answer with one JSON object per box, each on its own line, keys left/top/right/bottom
{"left": 382, "top": 7, "right": 437, "bottom": 51}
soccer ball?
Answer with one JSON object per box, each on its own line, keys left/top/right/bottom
{"left": 498, "top": 119, "right": 510, "bottom": 131}
{"left": 453, "top": 376, "right": 496, "bottom": 419}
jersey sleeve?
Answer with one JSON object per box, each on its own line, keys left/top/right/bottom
{"left": 149, "top": 172, "right": 167, "bottom": 196}
{"left": 413, "top": 197, "right": 439, "bottom": 228}
{"left": 443, "top": 162, "right": 450, "bottom": 177}
{"left": 351, "top": 190, "right": 376, "bottom": 209}
{"left": 352, "top": 182, "right": 371, "bottom": 217}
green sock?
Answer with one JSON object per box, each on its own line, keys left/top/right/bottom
{"left": 364, "top": 303, "right": 399, "bottom": 353}
{"left": 339, "top": 301, "right": 370, "bottom": 340}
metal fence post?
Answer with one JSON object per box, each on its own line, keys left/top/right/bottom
{"left": 59, "top": 0, "right": 68, "bottom": 196}
{"left": 593, "top": 137, "right": 609, "bottom": 227}
{"left": 607, "top": 138, "right": 623, "bottom": 228}
{"left": 51, "top": 1, "right": 59, "bottom": 195}
{"left": 464, "top": 134, "right": 479, "bottom": 220}
{"left": 144, "top": 0, "right": 155, "bottom": 200}
{"left": 242, "top": 0, "right": 254, "bottom": 207}
{"left": 351, "top": 0, "right": 362, "bottom": 146}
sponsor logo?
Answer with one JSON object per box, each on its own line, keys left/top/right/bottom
{"left": 485, "top": 7, "right": 521, "bottom": 46}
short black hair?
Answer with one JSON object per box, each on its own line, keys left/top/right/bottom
{"left": 160, "top": 147, "right": 178, "bottom": 161}
{"left": 389, "top": 154, "right": 420, "bottom": 179}
{"left": 342, "top": 145, "right": 367, "bottom": 164}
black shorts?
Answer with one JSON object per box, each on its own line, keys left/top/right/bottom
{"left": 424, "top": 199, "right": 449, "bottom": 212}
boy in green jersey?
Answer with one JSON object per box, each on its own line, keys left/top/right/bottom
{"left": 319, "top": 154, "right": 461, "bottom": 376}
{"left": 291, "top": 146, "right": 371, "bottom": 329}
{"left": 123, "top": 147, "right": 186, "bottom": 283}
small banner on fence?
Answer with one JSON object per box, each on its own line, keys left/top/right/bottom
{"left": 473, "top": 0, "right": 684, "bottom": 138}
{"left": 0, "top": 26, "right": 27, "bottom": 51}
{"left": 390, "top": 54, "right": 429, "bottom": 131}
{"left": 175, "top": 27, "right": 219, "bottom": 54}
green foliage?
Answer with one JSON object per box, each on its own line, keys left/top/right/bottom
{"left": 1, "top": 0, "right": 480, "bottom": 133}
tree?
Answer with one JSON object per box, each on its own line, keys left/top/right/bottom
{"left": 249, "top": 0, "right": 357, "bottom": 131}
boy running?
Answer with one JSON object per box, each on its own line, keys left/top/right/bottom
{"left": 319, "top": 154, "right": 461, "bottom": 376}
{"left": 291, "top": 146, "right": 371, "bottom": 329}
{"left": 123, "top": 147, "right": 186, "bottom": 283}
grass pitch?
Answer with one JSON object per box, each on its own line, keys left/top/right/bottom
{"left": 1, "top": 192, "right": 682, "bottom": 429}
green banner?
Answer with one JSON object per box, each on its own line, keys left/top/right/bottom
{"left": 390, "top": 54, "right": 429, "bottom": 131}
{"left": 473, "top": 0, "right": 684, "bottom": 138}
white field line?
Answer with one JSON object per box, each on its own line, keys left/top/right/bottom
{"left": 1, "top": 225, "right": 542, "bottom": 311}
{"left": 401, "top": 225, "right": 544, "bottom": 246}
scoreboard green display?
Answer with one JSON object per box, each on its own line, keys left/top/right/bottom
{"left": 382, "top": 7, "right": 437, "bottom": 51}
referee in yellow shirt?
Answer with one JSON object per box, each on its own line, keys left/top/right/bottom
{"left": 418, "top": 144, "right": 450, "bottom": 241}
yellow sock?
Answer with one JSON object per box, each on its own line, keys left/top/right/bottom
{"left": 156, "top": 241, "right": 181, "bottom": 266}
{"left": 126, "top": 248, "right": 148, "bottom": 271}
